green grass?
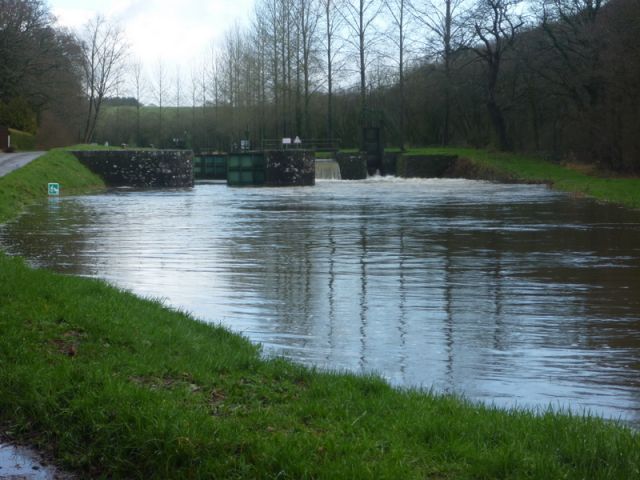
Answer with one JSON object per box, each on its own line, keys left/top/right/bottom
{"left": 405, "top": 148, "right": 640, "bottom": 209}
{"left": 0, "top": 148, "right": 105, "bottom": 223}
{"left": 8, "top": 128, "right": 36, "bottom": 151}
{"left": 1, "top": 252, "right": 638, "bottom": 479}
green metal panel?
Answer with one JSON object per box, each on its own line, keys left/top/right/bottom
{"left": 227, "top": 156, "right": 241, "bottom": 169}
{"left": 227, "top": 171, "right": 240, "bottom": 183}
{"left": 193, "top": 157, "right": 203, "bottom": 176}
{"left": 226, "top": 152, "right": 266, "bottom": 186}
{"left": 194, "top": 155, "right": 227, "bottom": 180}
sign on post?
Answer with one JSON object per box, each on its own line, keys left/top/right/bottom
{"left": 48, "top": 183, "right": 60, "bottom": 196}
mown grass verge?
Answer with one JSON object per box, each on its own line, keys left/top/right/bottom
{"left": 406, "top": 148, "right": 640, "bottom": 209}
{"left": 0, "top": 148, "right": 105, "bottom": 223}
{"left": 1, "top": 252, "right": 639, "bottom": 479}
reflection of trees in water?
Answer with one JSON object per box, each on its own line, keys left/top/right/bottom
{"left": 359, "top": 209, "right": 368, "bottom": 370}
{"left": 0, "top": 199, "right": 96, "bottom": 276}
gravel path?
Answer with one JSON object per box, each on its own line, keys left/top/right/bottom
{"left": 0, "top": 152, "right": 45, "bottom": 177}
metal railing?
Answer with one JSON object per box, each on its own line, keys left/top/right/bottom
{"left": 261, "top": 138, "right": 341, "bottom": 151}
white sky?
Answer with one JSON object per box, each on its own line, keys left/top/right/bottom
{"left": 50, "top": 0, "right": 255, "bottom": 86}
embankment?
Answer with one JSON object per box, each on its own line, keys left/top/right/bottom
{"left": 0, "top": 148, "right": 105, "bottom": 223}
{"left": 414, "top": 148, "right": 640, "bottom": 209}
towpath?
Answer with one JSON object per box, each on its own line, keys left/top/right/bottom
{"left": 0, "top": 151, "right": 45, "bottom": 177}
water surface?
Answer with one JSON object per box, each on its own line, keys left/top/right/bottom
{"left": 2, "top": 178, "right": 640, "bottom": 425}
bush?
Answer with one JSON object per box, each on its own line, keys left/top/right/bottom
{"left": 0, "top": 97, "right": 37, "bottom": 134}
{"left": 8, "top": 128, "right": 37, "bottom": 151}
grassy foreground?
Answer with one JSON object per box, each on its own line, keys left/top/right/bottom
{"left": 0, "top": 148, "right": 105, "bottom": 223}
{"left": 408, "top": 148, "right": 640, "bottom": 209}
{"left": 1, "top": 253, "right": 639, "bottom": 479}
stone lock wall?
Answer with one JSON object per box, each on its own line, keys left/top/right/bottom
{"left": 335, "top": 153, "right": 368, "bottom": 180}
{"left": 265, "top": 150, "right": 315, "bottom": 186}
{"left": 71, "top": 150, "right": 194, "bottom": 188}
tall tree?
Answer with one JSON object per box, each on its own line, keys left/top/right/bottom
{"left": 295, "top": 0, "right": 321, "bottom": 138}
{"left": 471, "top": 0, "right": 523, "bottom": 150}
{"left": 385, "top": 0, "right": 412, "bottom": 149}
{"left": 413, "top": 0, "right": 471, "bottom": 145}
{"left": 340, "top": 0, "right": 383, "bottom": 112}
{"left": 130, "top": 58, "right": 145, "bottom": 146}
{"left": 319, "top": 0, "right": 343, "bottom": 140}
{"left": 80, "top": 14, "right": 128, "bottom": 143}
{"left": 152, "top": 59, "right": 167, "bottom": 147}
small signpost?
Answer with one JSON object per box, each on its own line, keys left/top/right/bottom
{"left": 293, "top": 136, "right": 302, "bottom": 146}
{"left": 48, "top": 183, "right": 60, "bottom": 196}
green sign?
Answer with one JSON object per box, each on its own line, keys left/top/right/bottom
{"left": 48, "top": 183, "right": 60, "bottom": 196}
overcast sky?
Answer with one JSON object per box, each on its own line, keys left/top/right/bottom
{"left": 50, "top": 0, "right": 255, "bottom": 75}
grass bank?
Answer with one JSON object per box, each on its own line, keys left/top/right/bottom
{"left": 0, "top": 148, "right": 105, "bottom": 223}
{"left": 407, "top": 148, "right": 640, "bottom": 209}
{"left": 1, "top": 253, "right": 639, "bottom": 479}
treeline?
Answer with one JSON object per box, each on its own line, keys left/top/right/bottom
{"left": 0, "top": 1, "right": 128, "bottom": 147}
{"left": 0, "top": 0, "right": 85, "bottom": 145}
{"left": 96, "top": 0, "right": 640, "bottom": 172}
{"left": 2, "top": 0, "right": 639, "bottom": 171}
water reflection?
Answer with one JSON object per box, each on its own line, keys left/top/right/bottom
{"left": 1, "top": 178, "right": 640, "bottom": 426}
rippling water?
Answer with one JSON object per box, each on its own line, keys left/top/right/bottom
{"left": 2, "top": 178, "right": 640, "bottom": 425}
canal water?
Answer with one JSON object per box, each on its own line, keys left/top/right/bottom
{"left": 2, "top": 178, "right": 640, "bottom": 426}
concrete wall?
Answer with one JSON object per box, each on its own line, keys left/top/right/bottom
{"left": 71, "top": 150, "right": 194, "bottom": 188}
{"left": 265, "top": 150, "right": 315, "bottom": 186}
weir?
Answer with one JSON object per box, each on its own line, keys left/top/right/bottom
{"left": 315, "top": 159, "right": 342, "bottom": 180}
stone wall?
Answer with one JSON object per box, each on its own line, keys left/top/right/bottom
{"left": 71, "top": 150, "right": 194, "bottom": 188}
{"left": 265, "top": 150, "right": 315, "bottom": 186}
{"left": 335, "top": 153, "right": 368, "bottom": 180}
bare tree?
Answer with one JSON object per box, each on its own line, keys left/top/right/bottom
{"left": 130, "top": 58, "right": 145, "bottom": 146}
{"left": 412, "top": 0, "right": 471, "bottom": 145}
{"left": 174, "top": 66, "right": 182, "bottom": 127}
{"left": 538, "top": 0, "right": 605, "bottom": 110}
{"left": 189, "top": 63, "right": 201, "bottom": 147}
{"left": 320, "top": 0, "right": 344, "bottom": 140}
{"left": 385, "top": 0, "right": 413, "bottom": 149}
{"left": 471, "top": 0, "right": 523, "bottom": 150}
{"left": 152, "top": 59, "right": 167, "bottom": 146}
{"left": 80, "top": 14, "right": 128, "bottom": 143}
{"left": 295, "top": 0, "right": 321, "bottom": 137}
{"left": 340, "top": 0, "right": 383, "bottom": 112}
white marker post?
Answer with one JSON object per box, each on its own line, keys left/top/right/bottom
{"left": 48, "top": 183, "right": 60, "bottom": 196}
